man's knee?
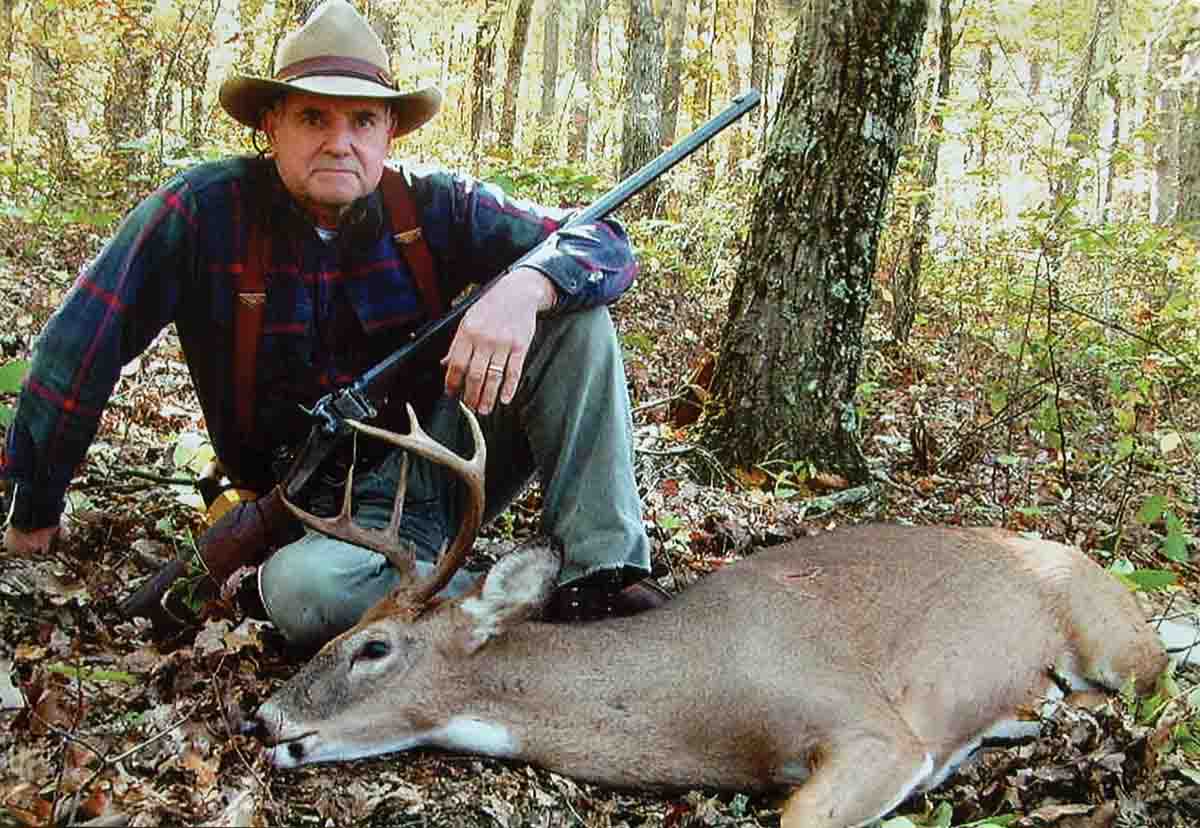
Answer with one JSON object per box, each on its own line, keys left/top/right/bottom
{"left": 258, "top": 535, "right": 398, "bottom": 649}
{"left": 258, "top": 533, "right": 479, "bottom": 649}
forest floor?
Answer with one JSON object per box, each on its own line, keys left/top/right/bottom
{"left": 1, "top": 214, "right": 1199, "bottom": 827}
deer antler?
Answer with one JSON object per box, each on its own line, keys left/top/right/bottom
{"left": 280, "top": 402, "right": 486, "bottom": 605}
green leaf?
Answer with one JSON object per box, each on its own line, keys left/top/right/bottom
{"left": 1113, "top": 435, "right": 1135, "bottom": 461}
{"left": 47, "top": 663, "right": 139, "bottom": 685}
{"left": 0, "top": 359, "right": 29, "bottom": 393}
{"left": 1109, "top": 558, "right": 1135, "bottom": 576}
{"left": 1115, "top": 408, "right": 1135, "bottom": 432}
{"left": 929, "top": 801, "right": 953, "bottom": 827}
{"left": 1163, "top": 511, "right": 1189, "bottom": 563}
{"left": 173, "top": 432, "right": 215, "bottom": 476}
{"left": 1121, "top": 569, "right": 1178, "bottom": 591}
{"left": 1137, "top": 495, "right": 1168, "bottom": 525}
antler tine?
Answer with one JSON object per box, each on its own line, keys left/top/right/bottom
{"left": 343, "top": 402, "right": 486, "bottom": 605}
{"left": 279, "top": 448, "right": 419, "bottom": 580}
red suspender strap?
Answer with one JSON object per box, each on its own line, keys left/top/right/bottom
{"left": 232, "top": 168, "right": 439, "bottom": 447}
{"left": 380, "top": 167, "right": 445, "bottom": 316}
{"left": 234, "top": 231, "right": 269, "bottom": 442}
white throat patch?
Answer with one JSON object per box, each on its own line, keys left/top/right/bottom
{"left": 436, "top": 716, "right": 518, "bottom": 758}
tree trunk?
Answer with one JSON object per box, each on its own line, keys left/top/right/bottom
{"left": 0, "top": 0, "right": 14, "bottom": 148}
{"left": 568, "top": 0, "right": 602, "bottom": 162}
{"left": 1146, "top": 35, "right": 1180, "bottom": 225}
{"left": 660, "top": 0, "right": 688, "bottom": 146}
{"left": 749, "top": 0, "right": 768, "bottom": 144}
{"left": 892, "top": 0, "right": 951, "bottom": 345}
{"left": 29, "top": 5, "right": 73, "bottom": 175}
{"left": 535, "top": 0, "right": 560, "bottom": 155}
{"left": 1053, "top": 0, "right": 1115, "bottom": 206}
{"left": 471, "top": 0, "right": 501, "bottom": 155}
{"left": 726, "top": 33, "right": 744, "bottom": 168}
{"left": 499, "top": 0, "right": 535, "bottom": 152}
{"left": 1178, "top": 85, "right": 1200, "bottom": 235}
{"left": 975, "top": 40, "right": 992, "bottom": 169}
{"left": 695, "top": 0, "right": 716, "bottom": 179}
{"left": 1100, "top": 79, "right": 1122, "bottom": 223}
{"left": 104, "top": 26, "right": 154, "bottom": 176}
{"left": 619, "top": 0, "right": 664, "bottom": 214}
{"left": 701, "top": 0, "right": 929, "bottom": 481}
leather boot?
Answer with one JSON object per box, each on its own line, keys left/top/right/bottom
{"left": 542, "top": 568, "right": 670, "bottom": 623}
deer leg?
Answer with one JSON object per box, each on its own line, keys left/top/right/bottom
{"left": 780, "top": 731, "right": 933, "bottom": 828}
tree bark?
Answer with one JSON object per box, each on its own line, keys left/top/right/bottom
{"left": 658, "top": 0, "right": 688, "bottom": 147}
{"left": 104, "top": 21, "right": 154, "bottom": 175}
{"left": 499, "top": 0, "right": 535, "bottom": 152}
{"left": 1101, "top": 78, "right": 1122, "bottom": 223}
{"left": 1178, "top": 85, "right": 1200, "bottom": 234}
{"left": 749, "top": 0, "right": 768, "bottom": 144}
{"left": 696, "top": 0, "right": 716, "bottom": 179}
{"left": 1053, "top": 0, "right": 1115, "bottom": 206}
{"left": 892, "top": 0, "right": 951, "bottom": 345}
{"left": 535, "top": 0, "right": 560, "bottom": 155}
{"left": 471, "top": 0, "right": 501, "bottom": 155}
{"left": 660, "top": 0, "right": 688, "bottom": 146}
{"left": 974, "top": 40, "right": 992, "bottom": 169}
{"left": 568, "top": 0, "right": 602, "bottom": 162}
{"left": 619, "top": 0, "right": 664, "bottom": 214}
{"left": 29, "top": 5, "right": 73, "bottom": 175}
{"left": 0, "top": 0, "right": 15, "bottom": 149}
{"left": 726, "top": 32, "right": 744, "bottom": 168}
{"left": 1146, "top": 34, "right": 1180, "bottom": 225}
{"left": 702, "top": 0, "right": 929, "bottom": 481}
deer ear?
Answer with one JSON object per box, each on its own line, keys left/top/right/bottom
{"left": 458, "top": 540, "right": 561, "bottom": 652}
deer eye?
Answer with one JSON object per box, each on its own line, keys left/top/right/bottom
{"left": 356, "top": 639, "right": 391, "bottom": 662}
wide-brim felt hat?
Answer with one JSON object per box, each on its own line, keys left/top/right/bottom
{"left": 219, "top": 0, "right": 441, "bottom": 135}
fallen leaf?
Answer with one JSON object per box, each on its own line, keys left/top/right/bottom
{"left": 182, "top": 749, "right": 218, "bottom": 791}
{"left": 213, "top": 788, "right": 262, "bottom": 827}
{"left": 223, "top": 618, "right": 270, "bottom": 655}
{"left": 810, "top": 472, "right": 849, "bottom": 492}
{"left": 0, "top": 658, "right": 24, "bottom": 710}
{"left": 194, "top": 619, "right": 233, "bottom": 658}
{"left": 31, "top": 684, "right": 86, "bottom": 735}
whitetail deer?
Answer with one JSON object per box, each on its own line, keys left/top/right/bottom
{"left": 252, "top": 404, "right": 1183, "bottom": 828}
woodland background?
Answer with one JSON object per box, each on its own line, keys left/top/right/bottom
{"left": 1, "top": 0, "right": 1200, "bottom": 825}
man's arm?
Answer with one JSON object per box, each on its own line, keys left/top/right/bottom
{"left": 408, "top": 167, "right": 638, "bottom": 412}
{"left": 1, "top": 175, "right": 199, "bottom": 544}
{"left": 410, "top": 167, "right": 639, "bottom": 316}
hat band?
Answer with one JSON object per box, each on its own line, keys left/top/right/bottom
{"left": 276, "top": 55, "right": 396, "bottom": 89}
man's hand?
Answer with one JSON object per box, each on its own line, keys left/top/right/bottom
{"left": 442, "top": 266, "right": 556, "bottom": 414}
{"left": 3, "top": 523, "right": 63, "bottom": 556}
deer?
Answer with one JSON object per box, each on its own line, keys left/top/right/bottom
{"left": 249, "top": 403, "right": 1189, "bottom": 828}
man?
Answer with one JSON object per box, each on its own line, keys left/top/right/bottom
{"left": 1, "top": 0, "right": 662, "bottom": 649}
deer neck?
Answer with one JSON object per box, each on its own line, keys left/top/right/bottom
{"left": 435, "top": 616, "right": 718, "bottom": 787}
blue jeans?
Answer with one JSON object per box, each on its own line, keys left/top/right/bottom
{"left": 259, "top": 307, "right": 649, "bottom": 648}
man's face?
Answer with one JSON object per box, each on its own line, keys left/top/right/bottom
{"left": 263, "top": 92, "right": 396, "bottom": 228}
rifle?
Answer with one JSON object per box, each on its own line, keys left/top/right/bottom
{"left": 120, "top": 90, "right": 760, "bottom": 626}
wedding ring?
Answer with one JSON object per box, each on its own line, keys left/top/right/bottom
{"left": 487, "top": 364, "right": 505, "bottom": 374}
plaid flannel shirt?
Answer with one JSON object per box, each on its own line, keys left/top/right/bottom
{"left": 2, "top": 156, "right": 637, "bottom": 530}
